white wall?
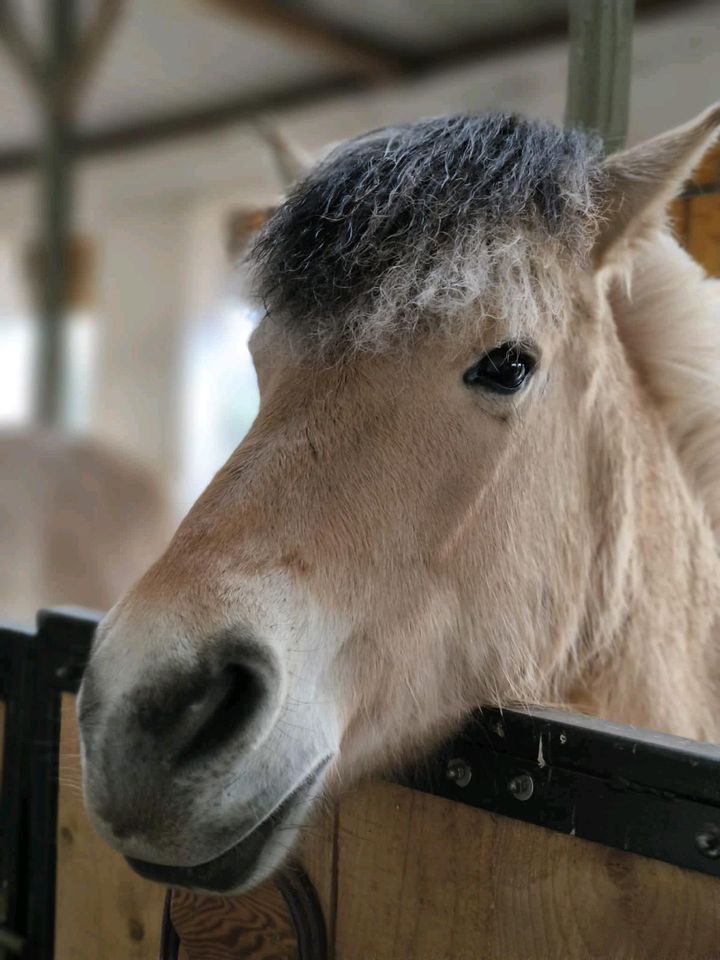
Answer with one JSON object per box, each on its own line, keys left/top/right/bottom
{"left": 93, "top": 198, "right": 191, "bottom": 479}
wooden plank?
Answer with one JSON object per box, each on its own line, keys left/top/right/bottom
{"left": 332, "top": 780, "right": 720, "bottom": 960}
{"left": 171, "top": 885, "right": 299, "bottom": 960}
{"left": 667, "top": 143, "right": 720, "bottom": 276}
{"left": 685, "top": 191, "right": 720, "bottom": 277}
{"left": 55, "top": 693, "right": 165, "bottom": 960}
{"left": 671, "top": 143, "right": 720, "bottom": 269}
{"left": 203, "top": 0, "right": 400, "bottom": 80}
{"left": 296, "top": 802, "right": 337, "bottom": 945}
{"left": 687, "top": 145, "right": 720, "bottom": 190}
{"left": 670, "top": 195, "right": 689, "bottom": 249}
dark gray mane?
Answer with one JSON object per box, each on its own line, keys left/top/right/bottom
{"left": 250, "top": 113, "right": 605, "bottom": 348}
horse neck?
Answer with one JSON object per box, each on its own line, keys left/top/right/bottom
{"left": 566, "top": 307, "right": 720, "bottom": 741}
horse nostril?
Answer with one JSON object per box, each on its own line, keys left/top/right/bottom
{"left": 176, "top": 663, "right": 268, "bottom": 762}
{"left": 123, "top": 635, "right": 282, "bottom": 766}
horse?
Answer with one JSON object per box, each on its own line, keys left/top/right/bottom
{"left": 0, "top": 429, "right": 170, "bottom": 625}
{"left": 78, "top": 105, "right": 720, "bottom": 895}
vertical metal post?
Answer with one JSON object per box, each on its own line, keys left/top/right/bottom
{"left": 565, "top": 0, "right": 635, "bottom": 153}
{"left": 36, "top": 0, "right": 76, "bottom": 426}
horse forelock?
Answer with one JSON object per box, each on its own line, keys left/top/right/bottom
{"left": 249, "top": 113, "right": 607, "bottom": 352}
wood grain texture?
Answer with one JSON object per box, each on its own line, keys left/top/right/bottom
{"left": 55, "top": 693, "right": 166, "bottom": 960}
{"left": 670, "top": 194, "right": 689, "bottom": 249}
{"left": 329, "top": 780, "right": 720, "bottom": 960}
{"left": 673, "top": 142, "right": 720, "bottom": 275}
{"left": 688, "top": 144, "right": 720, "bottom": 189}
{"left": 171, "top": 885, "right": 299, "bottom": 960}
{"left": 296, "top": 801, "right": 337, "bottom": 943}
{"left": 686, "top": 191, "right": 720, "bottom": 277}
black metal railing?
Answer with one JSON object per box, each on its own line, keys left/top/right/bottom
{"left": 0, "top": 609, "right": 97, "bottom": 960}
{"left": 400, "top": 704, "right": 720, "bottom": 878}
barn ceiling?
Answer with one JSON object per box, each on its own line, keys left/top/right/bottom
{"left": 0, "top": 0, "right": 713, "bottom": 159}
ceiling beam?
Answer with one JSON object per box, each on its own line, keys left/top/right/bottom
{"left": 203, "top": 0, "right": 404, "bottom": 80}
{"left": 0, "top": 76, "right": 363, "bottom": 175}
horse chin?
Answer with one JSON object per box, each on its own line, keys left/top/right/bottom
{"left": 125, "top": 758, "right": 330, "bottom": 894}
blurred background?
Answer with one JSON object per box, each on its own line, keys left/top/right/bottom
{"left": 1, "top": 0, "right": 719, "bottom": 625}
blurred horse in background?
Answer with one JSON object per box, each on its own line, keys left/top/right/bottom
{"left": 0, "top": 430, "right": 169, "bottom": 625}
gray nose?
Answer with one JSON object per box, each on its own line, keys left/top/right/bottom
{"left": 139, "top": 637, "right": 283, "bottom": 763}
{"left": 147, "top": 663, "right": 271, "bottom": 761}
{"left": 82, "top": 633, "right": 282, "bottom": 771}
{"left": 79, "top": 633, "right": 283, "bottom": 848}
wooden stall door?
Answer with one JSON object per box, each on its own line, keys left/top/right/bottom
{"left": 163, "top": 779, "right": 720, "bottom": 960}
{"left": 326, "top": 782, "right": 720, "bottom": 960}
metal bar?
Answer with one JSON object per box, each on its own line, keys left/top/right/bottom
{"left": 23, "top": 646, "right": 62, "bottom": 958}
{"left": 35, "top": 0, "right": 77, "bottom": 426}
{"left": 402, "top": 705, "right": 720, "bottom": 879}
{"left": 0, "top": 625, "right": 34, "bottom": 960}
{"left": 565, "top": 0, "right": 635, "bottom": 152}
{"left": 23, "top": 611, "right": 96, "bottom": 958}
{"left": 0, "top": 611, "right": 96, "bottom": 960}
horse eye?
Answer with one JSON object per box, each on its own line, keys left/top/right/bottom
{"left": 463, "top": 344, "right": 536, "bottom": 394}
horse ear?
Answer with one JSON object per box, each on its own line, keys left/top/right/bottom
{"left": 594, "top": 103, "right": 720, "bottom": 263}
{"left": 226, "top": 208, "right": 276, "bottom": 262}
{"left": 255, "top": 122, "right": 313, "bottom": 188}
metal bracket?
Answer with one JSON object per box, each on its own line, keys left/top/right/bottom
{"left": 400, "top": 705, "right": 720, "bottom": 879}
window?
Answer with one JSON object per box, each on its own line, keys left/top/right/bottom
{"left": 0, "top": 239, "right": 35, "bottom": 426}
{"left": 0, "top": 238, "right": 97, "bottom": 430}
{"left": 181, "top": 295, "right": 261, "bottom": 509}
{"left": 0, "top": 312, "right": 37, "bottom": 425}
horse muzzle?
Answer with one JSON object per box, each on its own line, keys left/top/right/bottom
{"left": 77, "top": 616, "right": 338, "bottom": 890}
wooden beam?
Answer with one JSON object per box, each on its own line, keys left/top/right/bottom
{"left": 0, "top": 76, "right": 363, "bottom": 175}
{"left": 203, "top": 0, "right": 402, "bottom": 80}
{"left": 565, "top": 0, "right": 636, "bottom": 152}
{"left": 64, "top": 0, "right": 126, "bottom": 114}
{"left": 0, "top": 0, "right": 43, "bottom": 94}
{"left": 0, "top": 0, "right": 694, "bottom": 179}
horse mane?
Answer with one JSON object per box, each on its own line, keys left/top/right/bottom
{"left": 610, "top": 230, "right": 720, "bottom": 536}
{"left": 250, "top": 113, "right": 605, "bottom": 352}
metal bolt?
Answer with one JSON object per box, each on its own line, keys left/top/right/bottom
{"left": 696, "top": 824, "right": 720, "bottom": 859}
{"left": 507, "top": 773, "right": 534, "bottom": 801}
{"left": 445, "top": 758, "right": 472, "bottom": 788}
